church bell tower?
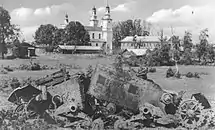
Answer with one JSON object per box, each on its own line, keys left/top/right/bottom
{"left": 102, "top": 4, "right": 113, "bottom": 54}
{"left": 90, "top": 6, "right": 99, "bottom": 27}
{"left": 64, "top": 13, "right": 69, "bottom": 25}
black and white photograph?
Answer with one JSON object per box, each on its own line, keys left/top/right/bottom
{"left": 0, "top": 0, "right": 215, "bottom": 129}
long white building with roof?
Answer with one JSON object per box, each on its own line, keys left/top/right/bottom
{"left": 60, "top": 4, "right": 113, "bottom": 54}
{"left": 120, "top": 35, "right": 170, "bottom": 55}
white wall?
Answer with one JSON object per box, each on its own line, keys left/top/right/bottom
{"left": 88, "top": 31, "right": 102, "bottom": 40}
{"left": 102, "top": 20, "right": 112, "bottom": 31}
{"left": 102, "top": 31, "right": 113, "bottom": 51}
{"left": 91, "top": 42, "right": 104, "bottom": 47}
{"left": 102, "top": 19, "right": 113, "bottom": 53}
{"left": 121, "top": 42, "right": 160, "bottom": 50}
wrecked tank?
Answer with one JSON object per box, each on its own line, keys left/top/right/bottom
{"left": 85, "top": 64, "right": 214, "bottom": 129}
{"left": 7, "top": 66, "right": 215, "bottom": 130}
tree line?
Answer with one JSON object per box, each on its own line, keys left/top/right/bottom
{"left": 34, "top": 21, "right": 90, "bottom": 51}
{"left": 143, "top": 29, "right": 215, "bottom": 66}
{"left": 111, "top": 19, "right": 215, "bottom": 66}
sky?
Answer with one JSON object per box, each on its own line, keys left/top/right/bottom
{"left": 1, "top": 0, "right": 215, "bottom": 43}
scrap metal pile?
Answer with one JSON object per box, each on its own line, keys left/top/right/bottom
{"left": 7, "top": 64, "right": 215, "bottom": 130}
{"left": 34, "top": 68, "right": 70, "bottom": 87}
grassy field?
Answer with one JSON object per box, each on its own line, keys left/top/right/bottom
{"left": 0, "top": 54, "right": 215, "bottom": 129}
{"left": 1, "top": 54, "right": 215, "bottom": 104}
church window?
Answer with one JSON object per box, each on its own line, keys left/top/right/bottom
{"left": 92, "top": 33, "right": 95, "bottom": 39}
{"left": 99, "top": 34, "right": 101, "bottom": 39}
{"left": 96, "top": 43, "right": 98, "bottom": 46}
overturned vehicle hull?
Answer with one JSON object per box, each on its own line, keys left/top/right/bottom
{"left": 7, "top": 66, "right": 215, "bottom": 130}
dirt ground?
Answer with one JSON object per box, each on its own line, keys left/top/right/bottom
{"left": 0, "top": 54, "right": 215, "bottom": 129}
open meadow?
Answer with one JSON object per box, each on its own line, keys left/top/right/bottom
{"left": 0, "top": 54, "right": 215, "bottom": 129}
{"left": 1, "top": 54, "right": 215, "bottom": 99}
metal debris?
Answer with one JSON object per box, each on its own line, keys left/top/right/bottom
{"left": 7, "top": 66, "right": 215, "bottom": 129}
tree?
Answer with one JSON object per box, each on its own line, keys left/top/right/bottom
{"left": 112, "top": 19, "right": 151, "bottom": 52}
{"left": 145, "top": 44, "right": 172, "bottom": 66}
{"left": 52, "top": 28, "right": 65, "bottom": 46}
{"left": 181, "top": 31, "right": 193, "bottom": 65}
{"left": 170, "top": 35, "right": 180, "bottom": 74}
{"left": 34, "top": 24, "right": 56, "bottom": 46}
{"left": 146, "top": 48, "right": 161, "bottom": 66}
{"left": 64, "top": 21, "right": 90, "bottom": 46}
{"left": 196, "top": 28, "right": 209, "bottom": 63}
{"left": 206, "top": 44, "right": 215, "bottom": 63}
{"left": 183, "top": 31, "right": 193, "bottom": 51}
{"left": 0, "top": 6, "right": 20, "bottom": 59}
{"left": 112, "top": 22, "right": 124, "bottom": 51}
{"left": 12, "top": 38, "right": 21, "bottom": 58}
{"left": 159, "top": 43, "right": 172, "bottom": 65}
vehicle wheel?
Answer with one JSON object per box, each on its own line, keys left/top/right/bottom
{"left": 177, "top": 99, "right": 205, "bottom": 129}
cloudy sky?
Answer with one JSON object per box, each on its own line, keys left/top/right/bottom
{"left": 1, "top": 0, "right": 215, "bottom": 42}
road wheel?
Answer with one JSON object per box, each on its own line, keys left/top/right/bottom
{"left": 177, "top": 99, "right": 205, "bottom": 129}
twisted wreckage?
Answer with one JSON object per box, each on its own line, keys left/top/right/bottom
{"left": 7, "top": 64, "right": 215, "bottom": 129}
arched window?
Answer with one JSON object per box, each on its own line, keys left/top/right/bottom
{"left": 99, "top": 34, "right": 101, "bottom": 39}
{"left": 92, "top": 33, "right": 95, "bottom": 39}
{"left": 96, "top": 43, "right": 98, "bottom": 46}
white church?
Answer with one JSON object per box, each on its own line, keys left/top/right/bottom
{"left": 58, "top": 4, "right": 113, "bottom": 54}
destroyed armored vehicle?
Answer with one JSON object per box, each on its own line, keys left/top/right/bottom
{"left": 7, "top": 65, "right": 215, "bottom": 130}
{"left": 84, "top": 64, "right": 214, "bottom": 129}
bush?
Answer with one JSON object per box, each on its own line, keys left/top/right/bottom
{"left": 166, "top": 68, "right": 174, "bottom": 78}
{"left": 186, "top": 72, "right": 200, "bottom": 78}
{"left": 41, "top": 65, "right": 55, "bottom": 70}
{"left": 18, "top": 63, "right": 55, "bottom": 71}
{"left": 0, "top": 78, "right": 9, "bottom": 89}
{"left": 31, "top": 63, "right": 41, "bottom": 71}
{"left": 3, "top": 66, "right": 13, "bottom": 72}
{"left": 0, "top": 77, "right": 21, "bottom": 90}
{"left": 175, "top": 71, "right": 181, "bottom": 78}
{"left": 16, "top": 61, "right": 56, "bottom": 71}
{"left": 148, "top": 67, "right": 156, "bottom": 73}
{"left": 194, "top": 72, "right": 200, "bottom": 78}
{"left": 186, "top": 72, "right": 193, "bottom": 78}
{"left": 10, "top": 77, "right": 21, "bottom": 89}
{"left": 0, "top": 69, "right": 8, "bottom": 74}
{"left": 19, "top": 64, "right": 31, "bottom": 70}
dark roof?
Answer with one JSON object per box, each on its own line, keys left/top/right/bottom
{"left": 6, "top": 42, "right": 36, "bottom": 48}
{"left": 85, "top": 26, "right": 102, "bottom": 31}
{"left": 21, "top": 42, "right": 36, "bottom": 48}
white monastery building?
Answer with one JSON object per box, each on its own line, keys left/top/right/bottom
{"left": 120, "top": 35, "right": 170, "bottom": 56}
{"left": 59, "top": 4, "right": 113, "bottom": 54}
